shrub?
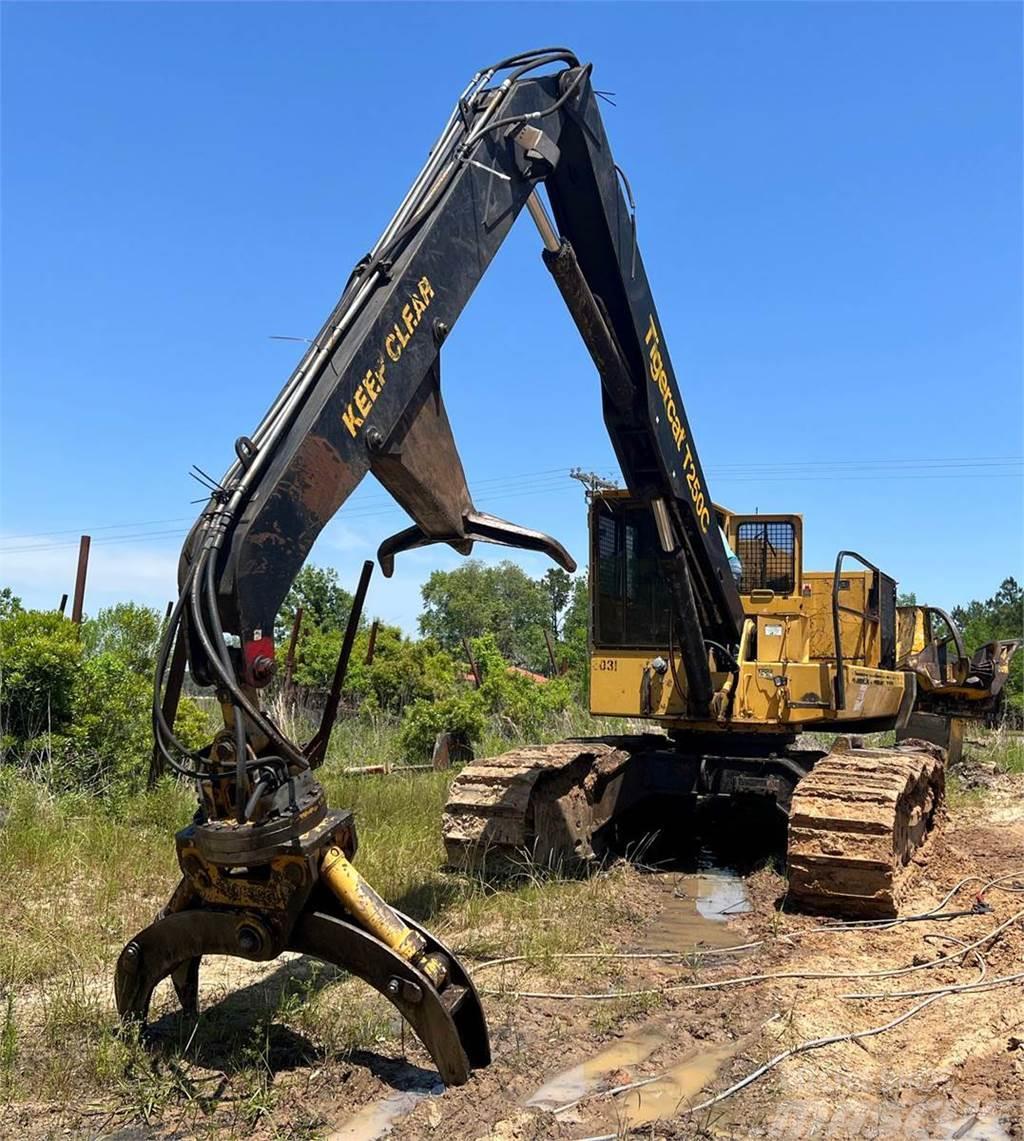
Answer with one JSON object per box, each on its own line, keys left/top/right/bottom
{"left": 0, "top": 610, "right": 82, "bottom": 746}
{"left": 472, "top": 633, "right": 574, "bottom": 737}
{"left": 52, "top": 652, "right": 151, "bottom": 792}
{"left": 80, "top": 602, "right": 163, "bottom": 677}
{"left": 292, "top": 622, "right": 457, "bottom": 714}
{"left": 398, "top": 691, "right": 486, "bottom": 761}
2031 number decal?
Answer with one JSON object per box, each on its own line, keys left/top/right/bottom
{"left": 596, "top": 658, "right": 618, "bottom": 671}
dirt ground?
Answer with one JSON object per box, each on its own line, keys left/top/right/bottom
{"left": 379, "top": 770, "right": 1024, "bottom": 1141}
{"left": 2, "top": 758, "right": 1022, "bottom": 1140}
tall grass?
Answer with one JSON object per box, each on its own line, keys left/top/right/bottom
{"left": 0, "top": 708, "right": 638, "bottom": 1129}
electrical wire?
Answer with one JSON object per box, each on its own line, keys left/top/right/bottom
{"left": 547, "top": 874, "right": 1024, "bottom": 1134}
{"left": 477, "top": 871, "right": 1024, "bottom": 1000}
{"left": 566, "top": 981, "right": 1024, "bottom": 1137}
{"left": 5, "top": 458, "right": 1019, "bottom": 552}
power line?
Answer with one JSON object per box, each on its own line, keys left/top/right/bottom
{"left": 2, "top": 458, "right": 1020, "bottom": 555}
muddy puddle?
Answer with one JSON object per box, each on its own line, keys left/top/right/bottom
{"left": 613, "top": 1037, "right": 744, "bottom": 1128}
{"left": 643, "top": 864, "right": 752, "bottom": 953}
{"left": 525, "top": 1029, "right": 665, "bottom": 1110}
{"left": 327, "top": 1080, "right": 443, "bottom": 1141}
{"left": 524, "top": 863, "right": 752, "bottom": 1122}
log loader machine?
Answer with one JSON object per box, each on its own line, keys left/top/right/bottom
{"left": 116, "top": 48, "right": 1018, "bottom": 1087}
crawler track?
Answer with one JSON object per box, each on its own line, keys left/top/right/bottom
{"left": 441, "top": 740, "right": 631, "bottom": 871}
{"left": 787, "top": 740, "right": 946, "bottom": 918}
{"left": 443, "top": 735, "right": 947, "bottom": 920}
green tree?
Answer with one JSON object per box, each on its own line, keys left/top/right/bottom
{"left": 418, "top": 559, "right": 550, "bottom": 671}
{"left": 290, "top": 619, "right": 457, "bottom": 713}
{"left": 276, "top": 564, "right": 358, "bottom": 641}
{"left": 952, "top": 577, "right": 1023, "bottom": 711}
{"left": 0, "top": 588, "right": 22, "bottom": 622}
{"left": 81, "top": 602, "right": 163, "bottom": 676}
{"left": 896, "top": 591, "right": 917, "bottom": 607}
{"left": 540, "top": 568, "right": 573, "bottom": 637}
{"left": 561, "top": 574, "right": 591, "bottom": 674}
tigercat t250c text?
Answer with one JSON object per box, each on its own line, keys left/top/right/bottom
{"left": 115, "top": 47, "right": 1018, "bottom": 1085}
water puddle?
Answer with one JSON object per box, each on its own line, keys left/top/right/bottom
{"left": 525, "top": 1029, "right": 666, "bottom": 1110}
{"left": 327, "top": 1081, "right": 443, "bottom": 1141}
{"left": 643, "top": 867, "right": 752, "bottom": 953}
{"left": 616, "top": 1038, "right": 742, "bottom": 1128}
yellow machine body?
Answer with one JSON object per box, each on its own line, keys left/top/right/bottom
{"left": 586, "top": 492, "right": 991, "bottom": 734}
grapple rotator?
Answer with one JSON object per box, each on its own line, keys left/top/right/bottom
{"left": 117, "top": 737, "right": 489, "bottom": 1086}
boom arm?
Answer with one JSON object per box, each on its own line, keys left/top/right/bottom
{"left": 160, "top": 49, "right": 743, "bottom": 784}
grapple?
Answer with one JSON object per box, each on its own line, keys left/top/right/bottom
{"left": 115, "top": 782, "right": 489, "bottom": 1086}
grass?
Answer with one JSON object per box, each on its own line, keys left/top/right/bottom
{"left": 0, "top": 711, "right": 639, "bottom": 1134}
{"left": 976, "top": 725, "right": 1024, "bottom": 774}
{"left": 5, "top": 713, "right": 1012, "bottom": 1133}
{"left": 948, "top": 724, "right": 1024, "bottom": 808}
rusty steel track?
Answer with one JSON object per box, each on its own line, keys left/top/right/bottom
{"left": 444, "top": 735, "right": 948, "bottom": 922}
{"left": 786, "top": 740, "right": 946, "bottom": 918}
{"left": 442, "top": 740, "right": 631, "bottom": 871}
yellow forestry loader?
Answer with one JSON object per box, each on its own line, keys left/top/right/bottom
{"left": 118, "top": 48, "right": 1017, "bottom": 1087}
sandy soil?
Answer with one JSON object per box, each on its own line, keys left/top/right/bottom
{"left": 386, "top": 773, "right": 1024, "bottom": 1141}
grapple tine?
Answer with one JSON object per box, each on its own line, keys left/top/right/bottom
{"left": 115, "top": 910, "right": 275, "bottom": 1026}
{"left": 115, "top": 905, "right": 488, "bottom": 1086}
{"left": 288, "top": 909, "right": 490, "bottom": 1084}
{"left": 170, "top": 956, "right": 201, "bottom": 1015}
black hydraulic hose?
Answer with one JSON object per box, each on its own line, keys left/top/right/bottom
{"left": 482, "top": 47, "right": 580, "bottom": 71}
{"left": 151, "top": 520, "right": 297, "bottom": 778}
{"left": 149, "top": 525, "right": 288, "bottom": 784}
{"left": 374, "top": 57, "right": 588, "bottom": 275}
{"left": 461, "top": 64, "right": 592, "bottom": 147}
{"left": 705, "top": 640, "right": 741, "bottom": 673}
{"left": 196, "top": 545, "right": 307, "bottom": 769}
{"left": 243, "top": 777, "right": 272, "bottom": 823}
{"left": 155, "top": 49, "right": 592, "bottom": 789}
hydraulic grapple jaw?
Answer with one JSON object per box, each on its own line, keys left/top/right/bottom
{"left": 369, "top": 359, "right": 575, "bottom": 578}
{"left": 114, "top": 802, "right": 489, "bottom": 1087}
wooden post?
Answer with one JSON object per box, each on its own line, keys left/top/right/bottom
{"left": 364, "top": 618, "right": 380, "bottom": 665}
{"left": 462, "top": 636, "right": 481, "bottom": 688}
{"left": 543, "top": 628, "right": 558, "bottom": 677}
{"left": 70, "top": 535, "right": 91, "bottom": 625}
{"left": 284, "top": 605, "right": 304, "bottom": 690}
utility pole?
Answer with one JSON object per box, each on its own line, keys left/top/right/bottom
{"left": 569, "top": 467, "right": 619, "bottom": 498}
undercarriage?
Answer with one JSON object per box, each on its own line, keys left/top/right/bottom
{"left": 442, "top": 730, "right": 948, "bottom": 919}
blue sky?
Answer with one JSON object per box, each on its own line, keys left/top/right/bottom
{"left": 2, "top": 2, "right": 1021, "bottom": 634}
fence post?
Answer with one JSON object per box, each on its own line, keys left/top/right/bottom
{"left": 284, "top": 605, "right": 304, "bottom": 691}
{"left": 70, "top": 535, "right": 91, "bottom": 625}
{"left": 364, "top": 618, "right": 379, "bottom": 665}
{"left": 462, "top": 636, "right": 481, "bottom": 688}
